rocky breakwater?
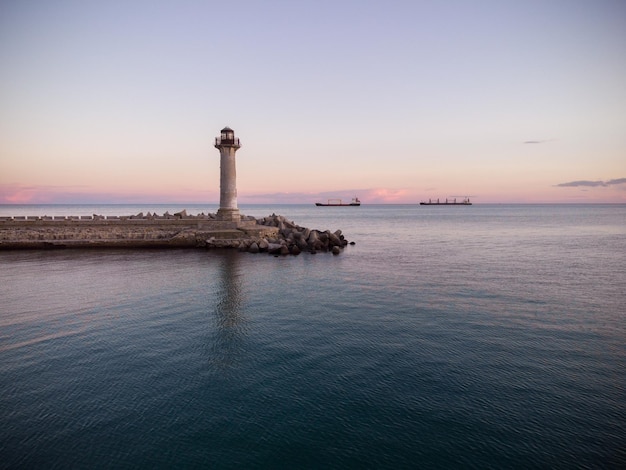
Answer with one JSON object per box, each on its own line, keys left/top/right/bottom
{"left": 216, "top": 214, "right": 352, "bottom": 256}
{"left": 0, "top": 211, "right": 352, "bottom": 255}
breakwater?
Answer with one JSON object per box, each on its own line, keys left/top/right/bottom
{"left": 0, "top": 211, "right": 350, "bottom": 255}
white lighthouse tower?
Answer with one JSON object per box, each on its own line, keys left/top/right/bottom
{"left": 214, "top": 126, "right": 241, "bottom": 222}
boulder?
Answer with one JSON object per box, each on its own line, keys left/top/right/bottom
{"left": 319, "top": 231, "right": 330, "bottom": 243}
{"left": 329, "top": 232, "right": 342, "bottom": 247}
{"left": 284, "top": 219, "right": 298, "bottom": 230}
{"left": 289, "top": 244, "right": 301, "bottom": 255}
{"left": 248, "top": 242, "right": 260, "bottom": 253}
{"left": 267, "top": 243, "right": 283, "bottom": 254}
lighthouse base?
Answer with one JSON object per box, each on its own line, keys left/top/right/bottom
{"left": 217, "top": 208, "right": 241, "bottom": 222}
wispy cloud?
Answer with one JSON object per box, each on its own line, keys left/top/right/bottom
{"left": 524, "top": 139, "right": 553, "bottom": 144}
{"left": 556, "top": 178, "right": 626, "bottom": 188}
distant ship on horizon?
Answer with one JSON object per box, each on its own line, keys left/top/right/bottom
{"left": 315, "top": 197, "right": 361, "bottom": 207}
{"left": 420, "top": 197, "right": 472, "bottom": 206}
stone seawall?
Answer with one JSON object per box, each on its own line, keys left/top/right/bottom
{"left": 0, "top": 212, "right": 351, "bottom": 255}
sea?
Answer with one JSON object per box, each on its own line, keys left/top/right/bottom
{"left": 1, "top": 203, "right": 625, "bottom": 469}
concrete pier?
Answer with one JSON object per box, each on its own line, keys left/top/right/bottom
{"left": 0, "top": 212, "right": 278, "bottom": 250}
{"left": 0, "top": 212, "right": 351, "bottom": 255}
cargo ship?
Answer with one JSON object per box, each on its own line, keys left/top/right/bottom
{"left": 420, "top": 198, "right": 472, "bottom": 205}
{"left": 315, "top": 197, "right": 361, "bottom": 207}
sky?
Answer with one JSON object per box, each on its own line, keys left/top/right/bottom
{"left": 1, "top": 0, "right": 625, "bottom": 204}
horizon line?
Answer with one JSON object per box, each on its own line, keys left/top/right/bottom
{"left": 2, "top": 202, "right": 625, "bottom": 206}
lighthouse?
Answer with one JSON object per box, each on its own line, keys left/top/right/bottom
{"left": 214, "top": 127, "right": 241, "bottom": 222}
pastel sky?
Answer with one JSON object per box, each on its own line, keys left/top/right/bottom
{"left": 1, "top": 0, "right": 625, "bottom": 204}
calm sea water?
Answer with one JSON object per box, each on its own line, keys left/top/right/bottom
{"left": 1, "top": 204, "right": 625, "bottom": 469}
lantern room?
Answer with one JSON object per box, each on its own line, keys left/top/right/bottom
{"left": 215, "top": 126, "right": 241, "bottom": 148}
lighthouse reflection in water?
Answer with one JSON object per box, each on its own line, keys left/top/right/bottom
{"left": 209, "top": 251, "right": 247, "bottom": 372}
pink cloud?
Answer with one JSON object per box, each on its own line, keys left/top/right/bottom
{"left": 0, "top": 186, "right": 55, "bottom": 203}
{"left": 366, "top": 188, "right": 410, "bottom": 203}
{"left": 240, "top": 188, "right": 415, "bottom": 204}
{"left": 0, "top": 184, "right": 216, "bottom": 204}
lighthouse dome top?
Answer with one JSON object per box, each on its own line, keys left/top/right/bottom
{"left": 220, "top": 126, "right": 233, "bottom": 132}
